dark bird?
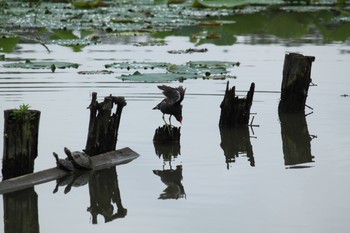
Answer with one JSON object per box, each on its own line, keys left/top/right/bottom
{"left": 153, "top": 85, "right": 186, "bottom": 125}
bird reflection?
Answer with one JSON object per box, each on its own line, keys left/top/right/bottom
{"left": 153, "top": 165, "right": 186, "bottom": 200}
{"left": 279, "top": 112, "right": 315, "bottom": 168}
{"left": 219, "top": 126, "right": 255, "bottom": 169}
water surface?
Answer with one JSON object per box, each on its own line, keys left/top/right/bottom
{"left": 0, "top": 35, "right": 350, "bottom": 233}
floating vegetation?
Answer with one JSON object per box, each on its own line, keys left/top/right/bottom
{"left": 120, "top": 71, "right": 189, "bottom": 82}
{"left": 0, "top": 0, "right": 349, "bottom": 53}
{"left": 114, "top": 60, "right": 240, "bottom": 82}
{"left": 105, "top": 61, "right": 171, "bottom": 70}
{"left": 78, "top": 70, "right": 114, "bottom": 75}
{"left": 168, "top": 48, "right": 208, "bottom": 54}
{"left": 134, "top": 40, "right": 168, "bottom": 47}
{"left": 3, "top": 60, "right": 80, "bottom": 71}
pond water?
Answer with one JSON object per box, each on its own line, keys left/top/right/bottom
{"left": 1, "top": 24, "right": 350, "bottom": 233}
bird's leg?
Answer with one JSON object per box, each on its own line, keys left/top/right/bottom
{"left": 169, "top": 115, "right": 172, "bottom": 126}
{"left": 162, "top": 114, "right": 168, "bottom": 126}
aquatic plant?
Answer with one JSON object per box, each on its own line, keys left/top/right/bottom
{"left": 10, "top": 104, "right": 36, "bottom": 121}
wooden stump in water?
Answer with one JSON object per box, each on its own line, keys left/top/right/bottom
{"left": 153, "top": 125, "right": 181, "bottom": 143}
{"left": 85, "top": 92, "right": 127, "bottom": 156}
{"left": 2, "top": 109, "right": 41, "bottom": 180}
{"left": 219, "top": 81, "right": 255, "bottom": 128}
{"left": 278, "top": 53, "right": 315, "bottom": 113}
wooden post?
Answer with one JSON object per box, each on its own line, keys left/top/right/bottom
{"left": 153, "top": 125, "right": 181, "bottom": 143}
{"left": 3, "top": 187, "right": 39, "bottom": 233}
{"left": 219, "top": 82, "right": 255, "bottom": 128}
{"left": 278, "top": 53, "right": 315, "bottom": 113}
{"left": 85, "top": 92, "right": 127, "bottom": 156}
{"left": 2, "top": 109, "right": 40, "bottom": 180}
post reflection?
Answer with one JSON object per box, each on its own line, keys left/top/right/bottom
{"left": 279, "top": 113, "right": 315, "bottom": 168}
{"left": 87, "top": 167, "right": 127, "bottom": 223}
{"left": 3, "top": 187, "right": 39, "bottom": 233}
{"left": 153, "top": 142, "right": 186, "bottom": 200}
{"left": 153, "top": 142, "right": 181, "bottom": 165}
{"left": 219, "top": 126, "right": 255, "bottom": 169}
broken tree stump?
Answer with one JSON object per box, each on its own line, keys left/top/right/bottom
{"left": 219, "top": 81, "right": 255, "bottom": 128}
{"left": 85, "top": 92, "right": 127, "bottom": 156}
{"left": 153, "top": 125, "right": 181, "bottom": 143}
{"left": 2, "top": 109, "right": 41, "bottom": 180}
{"left": 278, "top": 53, "right": 315, "bottom": 113}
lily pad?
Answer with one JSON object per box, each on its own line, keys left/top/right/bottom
{"left": 3, "top": 60, "right": 80, "bottom": 71}
{"left": 192, "top": 0, "right": 285, "bottom": 8}
{"left": 186, "top": 61, "right": 240, "bottom": 69}
{"left": 105, "top": 61, "right": 171, "bottom": 70}
{"left": 167, "top": 64, "right": 228, "bottom": 76}
{"left": 78, "top": 70, "right": 114, "bottom": 75}
{"left": 120, "top": 71, "right": 190, "bottom": 82}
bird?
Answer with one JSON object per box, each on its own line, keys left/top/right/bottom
{"left": 153, "top": 85, "right": 186, "bottom": 126}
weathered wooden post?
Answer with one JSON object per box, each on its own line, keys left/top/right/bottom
{"left": 85, "top": 92, "right": 126, "bottom": 156}
{"left": 219, "top": 81, "right": 255, "bottom": 128}
{"left": 278, "top": 53, "right": 315, "bottom": 113}
{"left": 153, "top": 125, "right": 181, "bottom": 143}
{"left": 2, "top": 107, "right": 40, "bottom": 180}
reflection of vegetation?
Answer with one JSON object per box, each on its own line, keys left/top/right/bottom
{"left": 154, "top": 9, "right": 350, "bottom": 45}
{"left": 0, "top": 1, "right": 349, "bottom": 52}
{"left": 0, "top": 37, "right": 20, "bottom": 53}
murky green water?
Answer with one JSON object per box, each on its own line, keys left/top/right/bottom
{"left": 1, "top": 2, "right": 350, "bottom": 233}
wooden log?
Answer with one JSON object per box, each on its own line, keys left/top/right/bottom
{"left": 2, "top": 109, "right": 41, "bottom": 180}
{"left": 219, "top": 82, "right": 255, "bottom": 128}
{"left": 153, "top": 125, "right": 181, "bottom": 143}
{"left": 85, "top": 92, "right": 127, "bottom": 156}
{"left": 0, "top": 147, "right": 139, "bottom": 194}
{"left": 278, "top": 53, "right": 315, "bottom": 113}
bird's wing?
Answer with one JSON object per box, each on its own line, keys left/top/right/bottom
{"left": 158, "top": 85, "right": 184, "bottom": 105}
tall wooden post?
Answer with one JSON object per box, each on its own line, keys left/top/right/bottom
{"left": 2, "top": 109, "right": 40, "bottom": 180}
{"left": 85, "top": 93, "right": 126, "bottom": 156}
{"left": 219, "top": 82, "right": 255, "bottom": 128}
{"left": 278, "top": 53, "right": 315, "bottom": 113}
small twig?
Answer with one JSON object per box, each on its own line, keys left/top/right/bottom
{"left": 305, "top": 104, "right": 313, "bottom": 110}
